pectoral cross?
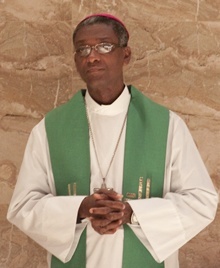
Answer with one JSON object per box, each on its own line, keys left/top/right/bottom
{"left": 93, "top": 178, "right": 113, "bottom": 192}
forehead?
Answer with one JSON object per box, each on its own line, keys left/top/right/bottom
{"left": 74, "top": 24, "right": 118, "bottom": 45}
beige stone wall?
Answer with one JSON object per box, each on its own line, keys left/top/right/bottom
{"left": 1, "top": 0, "right": 219, "bottom": 267}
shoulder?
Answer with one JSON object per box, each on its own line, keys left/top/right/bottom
{"left": 45, "top": 90, "right": 85, "bottom": 123}
{"left": 27, "top": 118, "right": 47, "bottom": 145}
{"left": 129, "top": 85, "right": 169, "bottom": 113}
{"left": 169, "top": 111, "right": 190, "bottom": 133}
{"left": 168, "top": 111, "right": 197, "bottom": 151}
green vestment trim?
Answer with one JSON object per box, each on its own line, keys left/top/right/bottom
{"left": 45, "top": 85, "right": 169, "bottom": 268}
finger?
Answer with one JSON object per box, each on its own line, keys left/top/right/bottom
{"left": 101, "top": 229, "right": 118, "bottom": 235}
{"left": 90, "top": 217, "right": 112, "bottom": 228}
{"left": 104, "top": 219, "right": 122, "bottom": 232}
{"left": 98, "top": 227, "right": 119, "bottom": 235}
{"left": 96, "top": 200, "right": 125, "bottom": 210}
{"left": 93, "top": 193, "right": 111, "bottom": 200}
{"left": 105, "top": 211, "right": 124, "bottom": 221}
{"left": 95, "top": 189, "right": 123, "bottom": 200}
{"left": 97, "top": 220, "right": 122, "bottom": 235}
{"left": 89, "top": 203, "right": 124, "bottom": 216}
{"left": 89, "top": 206, "right": 113, "bottom": 215}
{"left": 91, "top": 219, "right": 122, "bottom": 235}
{"left": 90, "top": 207, "right": 124, "bottom": 221}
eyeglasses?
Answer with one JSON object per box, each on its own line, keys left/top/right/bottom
{"left": 75, "top": 42, "right": 123, "bottom": 57}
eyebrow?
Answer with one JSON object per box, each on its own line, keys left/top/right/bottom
{"left": 75, "top": 37, "right": 115, "bottom": 46}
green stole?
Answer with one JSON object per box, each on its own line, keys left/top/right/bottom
{"left": 45, "top": 85, "right": 169, "bottom": 268}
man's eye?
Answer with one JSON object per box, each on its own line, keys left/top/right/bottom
{"left": 102, "top": 44, "right": 111, "bottom": 48}
{"left": 99, "top": 44, "right": 112, "bottom": 51}
{"left": 78, "top": 47, "right": 87, "bottom": 52}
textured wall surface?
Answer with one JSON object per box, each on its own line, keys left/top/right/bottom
{"left": 0, "top": 0, "right": 220, "bottom": 267}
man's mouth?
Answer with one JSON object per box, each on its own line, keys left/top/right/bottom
{"left": 86, "top": 67, "right": 104, "bottom": 74}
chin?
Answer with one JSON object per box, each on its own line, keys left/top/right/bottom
{"left": 85, "top": 77, "right": 107, "bottom": 89}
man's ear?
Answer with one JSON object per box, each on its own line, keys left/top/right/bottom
{"left": 123, "top": 46, "right": 131, "bottom": 65}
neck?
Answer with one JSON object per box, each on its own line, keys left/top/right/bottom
{"left": 87, "top": 84, "right": 125, "bottom": 105}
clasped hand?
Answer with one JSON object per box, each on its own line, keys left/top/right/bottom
{"left": 78, "top": 189, "right": 132, "bottom": 235}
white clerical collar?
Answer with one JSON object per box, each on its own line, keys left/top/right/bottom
{"left": 85, "top": 86, "right": 131, "bottom": 115}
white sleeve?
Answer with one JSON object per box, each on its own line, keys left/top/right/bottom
{"left": 128, "top": 111, "right": 218, "bottom": 263}
{"left": 7, "top": 119, "right": 87, "bottom": 263}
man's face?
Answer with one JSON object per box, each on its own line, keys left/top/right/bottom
{"left": 74, "top": 23, "right": 131, "bottom": 91}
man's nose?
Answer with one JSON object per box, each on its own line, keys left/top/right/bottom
{"left": 86, "top": 48, "right": 100, "bottom": 63}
